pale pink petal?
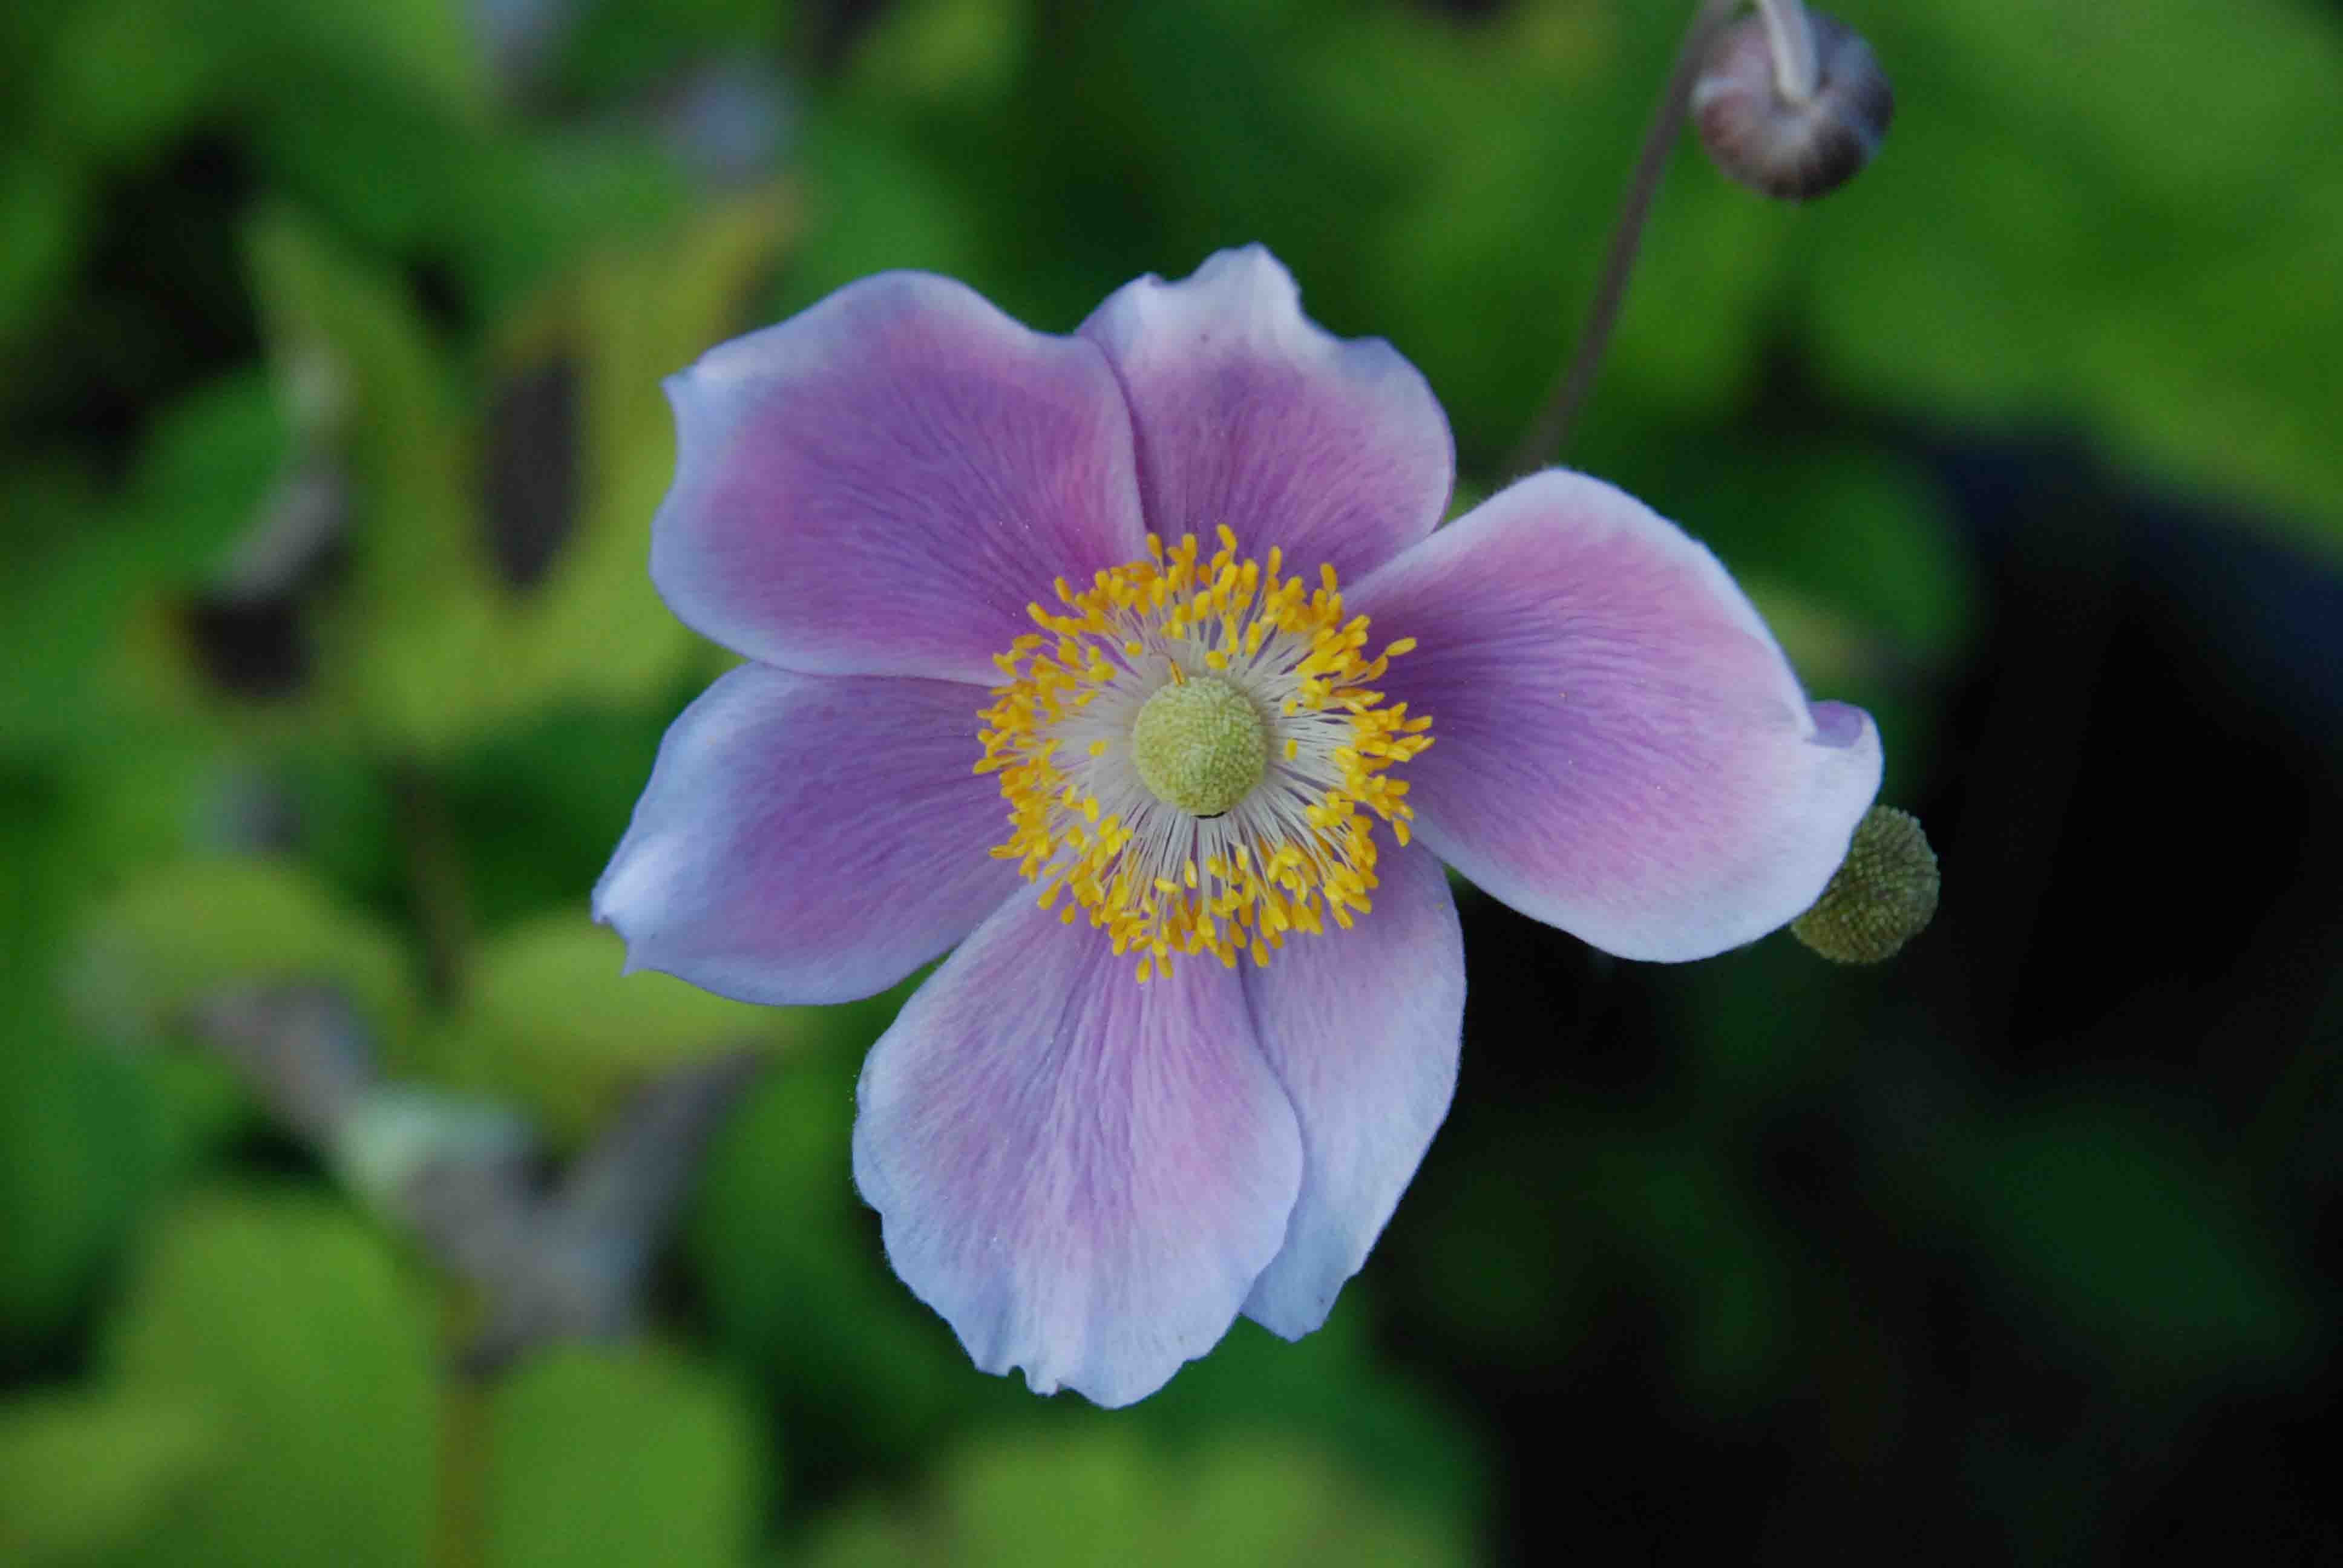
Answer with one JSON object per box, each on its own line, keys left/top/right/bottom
{"left": 1351, "top": 469, "right": 1883, "bottom": 961}
{"left": 654, "top": 273, "right": 1147, "bottom": 684}
{"left": 1079, "top": 245, "right": 1452, "bottom": 584}
{"left": 1239, "top": 843, "right": 1463, "bottom": 1338}
{"left": 852, "top": 897, "right": 1303, "bottom": 1407}
{"left": 594, "top": 664, "right": 1016, "bottom": 1004}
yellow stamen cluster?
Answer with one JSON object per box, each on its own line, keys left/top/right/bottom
{"left": 974, "top": 527, "right": 1433, "bottom": 981}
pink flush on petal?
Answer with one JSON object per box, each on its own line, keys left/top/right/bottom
{"left": 597, "top": 244, "right": 1881, "bottom": 1406}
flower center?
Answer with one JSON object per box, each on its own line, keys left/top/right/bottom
{"left": 975, "top": 527, "right": 1433, "bottom": 982}
{"left": 1128, "top": 674, "right": 1268, "bottom": 817}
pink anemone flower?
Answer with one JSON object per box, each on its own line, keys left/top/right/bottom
{"left": 595, "top": 246, "right": 1881, "bottom": 1406}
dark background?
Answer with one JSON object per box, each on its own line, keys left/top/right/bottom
{"left": 4, "top": 1, "right": 2338, "bottom": 1563}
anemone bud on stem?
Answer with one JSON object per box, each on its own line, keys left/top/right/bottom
{"left": 1693, "top": 3, "right": 1894, "bottom": 201}
{"left": 1506, "top": 1, "right": 1893, "bottom": 473}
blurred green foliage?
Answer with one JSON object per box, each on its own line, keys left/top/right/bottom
{"left": 2, "top": 0, "right": 2336, "bottom": 1562}
{"left": 80, "top": 855, "right": 419, "bottom": 1053}
{"left": 1942, "top": 1106, "right": 2310, "bottom": 1388}
{"left": 799, "top": 1428, "right": 1473, "bottom": 1567}
{"left": 439, "top": 917, "right": 797, "bottom": 1140}
{"left": 487, "top": 1346, "right": 767, "bottom": 1568}
{"left": 100, "top": 1194, "right": 438, "bottom": 1568}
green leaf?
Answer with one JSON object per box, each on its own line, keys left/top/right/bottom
{"left": 459, "top": 133, "right": 698, "bottom": 318}
{"left": 547, "top": 0, "right": 793, "bottom": 106}
{"left": 125, "top": 371, "right": 301, "bottom": 575}
{"left": 485, "top": 1345, "right": 767, "bottom": 1568}
{"left": 1332, "top": 4, "right": 1722, "bottom": 463}
{"left": 800, "top": 1429, "right": 1473, "bottom": 1568}
{"left": 0, "top": 466, "right": 137, "bottom": 756}
{"left": 243, "top": 195, "right": 790, "bottom": 752}
{"left": 443, "top": 708, "right": 669, "bottom": 931}
{"left": 244, "top": 207, "right": 500, "bottom": 754}
{"left": 0, "top": 1015, "right": 168, "bottom": 1351}
{"left": 1807, "top": 0, "right": 2343, "bottom": 543}
{"left": 31, "top": 0, "right": 224, "bottom": 163}
{"left": 75, "top": 854, "right": 417, "bottom": 1053}
{"left": 1650, "top": 440, "right": 1974, "bottom": 666}
{"left": 934, "top": 1432, "right": 1157, "bottom": 1568}
{"left": 1167, "top": 1439, "right": 1473, "bottom": 1568}
{"left": 1, "top": 376, "right": 290, "bottom": 753}
{"left": 103, "top": 1192, "right": 436, "bottom": 1568}
{"left": 1133, "top": 1314, "right": 1487, "bottom": 1528}
{"left": 491, "top": 191, "right": 795, "bottom": 716}
{"left": 0, "top": 1393, "right": 216, "bottom": 1563}
{"left": 781, "top": 113, "right": 989, "bottom": 315}
{"left": 441, "top": 916, "right": 801, "bottom": 1142}
{"left": 684, "top": 1022, "right": 972, "bottom": 1468}
{"left": 243, "top": 82, "right": 499, "bottom": 258}
{"left": 842, "top": 0, "right": 1024, "bottom": 111}
{"left": 0, "top": 150, "right": 84, "bottom": 345}
{"left": 229, "top": 0, "right": 490, "bottom": 125}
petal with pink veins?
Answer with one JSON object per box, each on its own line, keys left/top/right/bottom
{"left": 595, "top": 664, "right": 1017, "bottom": 1005}
{"left": 1239, "top": 842, "right": 1464, "bottom": 1339}
{"left": 1081, "top": 245, "right": 1453, "bottom": 584}
{"left": 654, "top": 272, "right": 1147, "bottom": 684}
{"left": 1351, "top": 469, "right": 1882, "bottom": 961}
{"left": 853, "top": 895, "right": 1303, "bottom": 1408}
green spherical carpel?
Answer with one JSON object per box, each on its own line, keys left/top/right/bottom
{"left": 1130, "top": 675, "right": 1270, "bottom": 818}
{"left": 1792, "top": 805, "right": 1941, "bottom": 964}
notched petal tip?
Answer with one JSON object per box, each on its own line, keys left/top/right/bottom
{"left": 1187, "top": 241, "right": 1301, "bottom": 314}
{"left": 1807, "top": 697, "right": 1873, "bottom": 751}
{"left": 589, "top": 844, "right": 654, "bottom": 948}
{"left": 851, "top": 894, "right": 1303, "bottom": 1408}
{"left": 1078, "top": 243, "right": 1454, "bottom": 586}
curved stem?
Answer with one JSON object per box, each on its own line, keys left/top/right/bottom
{"left": 1754, "top": 0, "right": 1820, "bottom": 102}
{"left": 432, "top": 1297, "right": 490, "bottom": 1568}
{"left": 393, "top": 758, "right": 473, "bottom": 1011}
{"left": 1502, "top": 0, "right": 1739, "bottom": 479}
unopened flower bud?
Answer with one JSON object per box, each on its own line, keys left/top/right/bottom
{"left": 1692, "top": 5, "right": 1893, "bottom": 201}
{"left": 1792, "top": 805, "right": 1938, "bottom": 963}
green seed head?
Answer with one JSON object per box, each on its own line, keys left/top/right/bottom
{"left": 1791, "top": 805, "right": 1940, "bottom": 964}
{"left": 1129, "top": 674, "right": 1269, "bottom": 817}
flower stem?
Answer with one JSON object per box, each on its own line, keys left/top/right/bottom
{"left": 1754, "top": 0, "right": 1820, "bottom": 103}
{"left": 393, "top": 758, "right": 473, "bottom": 1011}
{"left": 1504, "top": 0, "right": 1740, "bottom": 479}
{"left": 432, "top": 1298, "right": 491, "bottom": 1568}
